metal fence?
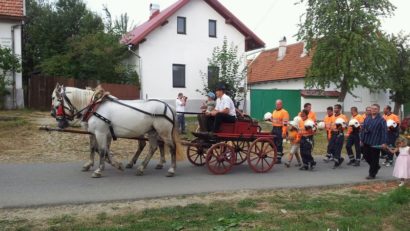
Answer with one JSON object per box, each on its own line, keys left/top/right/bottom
{"left": 28, "top": 75, "right": 140, "bottom": 110}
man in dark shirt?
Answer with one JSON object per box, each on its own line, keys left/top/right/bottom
{"left": 360, "top": 104, "right": 388, "bottom": 179}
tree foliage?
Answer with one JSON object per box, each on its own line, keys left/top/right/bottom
{"left": 23, "top": 0, "right": 139, "bottom": 85}
{"left": 0, "top": 47, "right": 21, "bottom": 107}
{"left": 297, "top": 0, "right": 396, "bottom": 102}
{"left": 198, "top": 38, "right": 245, "bottom": 106}
{"left": 384, "top": 33, "right": 410, "bottom": 113}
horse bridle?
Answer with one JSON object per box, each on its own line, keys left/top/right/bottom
{"left": 55, "top": 86, "right": 88, "bottom": 121}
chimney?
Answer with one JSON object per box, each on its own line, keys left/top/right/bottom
{"left": 149, "top": 3, "right": 160, "bottom": 20}
{"left": 277, "top": 36, "right": 287, "bottom": 60}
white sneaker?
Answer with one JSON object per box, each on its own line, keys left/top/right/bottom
{"left": 399, "top": 181, "right": 405, "bottom": 187}
{"left": 385, "top": 162, "right": 392, "bottom": 167}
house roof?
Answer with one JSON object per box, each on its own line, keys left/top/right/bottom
{"left": 0, "top": 0, "right": 24, "bottom": 20}
{"left": 248, "top": 42, "right": 313, "bottom": 84}
{"left": 121, "top": 0, "right": 265, "bottom": 51}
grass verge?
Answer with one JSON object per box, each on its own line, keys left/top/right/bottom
{"left": 1, "top": 183, "right": 409, "bottom": 231}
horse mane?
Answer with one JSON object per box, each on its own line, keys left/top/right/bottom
{"left": 65, "top": 86, "right": 96, "bottom": 109}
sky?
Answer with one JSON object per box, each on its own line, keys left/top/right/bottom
{"left": 84, "top": 0, "right": 410, "bottom": 49}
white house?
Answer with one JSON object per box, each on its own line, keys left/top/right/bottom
{"left": 121, "top": 0, "right": 264, "bottom": 112}
{"left": 247, "top": 39, "right": 392, "bottom": 120}
{"left": 0, "top": 0, "right": 24, "bottom": 109}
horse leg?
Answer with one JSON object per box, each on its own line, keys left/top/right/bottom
{"left": 136, "top": 136, "right": 158, "bottom": 176}
{"left": 166, "top": 145, "right": 176, "bottom": 177}
{"left": 92, "top": 133, "right": 108, "bottom": 178}
{"left": 126, "top": 139, "right": 146, "bottom": 168}
{"left": 105, "top": 137, "right": 124, "bottom": 171}
{"left": 82, "top": 135, "right": 97, "bottom": 171}
{"left": 155, "top": 141, "right": 166, "bottom": 170}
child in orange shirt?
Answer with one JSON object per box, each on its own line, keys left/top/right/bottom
{"left": 285, "top": 121, "right": 302, "bottom": 167}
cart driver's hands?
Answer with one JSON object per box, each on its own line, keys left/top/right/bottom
{"left": 210, "top": 110, "right": 218, "bottom": 116}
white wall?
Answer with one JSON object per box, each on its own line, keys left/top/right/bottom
{"left": 249, "top": 78, "right": 392, "bottom": 120}
{"left": 133, "top": 0, "right": 246, "bottom": 112}
{"left": 0, "top": 21, "right": 23, "bottom": 108}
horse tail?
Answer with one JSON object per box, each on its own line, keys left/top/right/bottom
{"left": 172, "top": 115, "right": 185, "bottom": 161}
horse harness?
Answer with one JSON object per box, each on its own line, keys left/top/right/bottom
{"left": 82, "top": 96, "right": 175, "bottom": 141}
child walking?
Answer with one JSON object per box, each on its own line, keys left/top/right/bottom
{"left": 284, "top": 121, "right": 302, "bottom": 168}
{"left": 298, "top": 110, "right": 317, "bottom": 170}
{"left": 391, "top": 137, "right": 410, "bottom": 187}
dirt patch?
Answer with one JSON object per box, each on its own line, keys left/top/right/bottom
{"left": 351, "top": 181, "right": 398, "bottom": 193}
{"left": 0, "top": 111, "right": 166, "bottom": 164}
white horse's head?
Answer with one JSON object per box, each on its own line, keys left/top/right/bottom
{"left": 50, "top": 83, "right": 76, "bottom": 129}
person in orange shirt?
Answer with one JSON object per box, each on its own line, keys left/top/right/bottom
{"left": 323, "top": 106, "right": 334, "bottom": 161}
{"left": 284, "top": 121, "right": 302, "bottom": 168}
{"left": 299, "top": 103, "right": 317, "bottom": 122}
{"left": 270, "top": 99, "right": 289, "bottom": 164}
{"left": 362, "top": 106, "right": 372, "bottom": 120}
{"left": 346, "top": 107, "right": 364, "bottom": 166}
{"left": 325, "top": 104, "right": 348, "bottom": 164}
{"left": 382, "top": 105, "right": 400, "bottom": 165}
{"left": 298, "top": 110, "right": 316, "bottom": 170}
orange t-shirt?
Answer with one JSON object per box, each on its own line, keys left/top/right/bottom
{"left": 323, "top": 114, "right": 333, "bottom": 140}
{"left": 288, "top": 129, "right": 300, "bottom": 144}
{"left": 298, "top": 111, "right": 317, "bottom": 122}
{"left": 347, "top": 114, "right": 365, "bottom": 135}
{"left": 271, "top": 108, "right": 290, "bottom": 134}
{"left": 330, "top": 113, "right": 348, "bottom": 131}
{"left": 383, "top": 113, "right": 400, "bottom": 124}
{"left": 298, "top": 119, "right": 315, "bottom": 137}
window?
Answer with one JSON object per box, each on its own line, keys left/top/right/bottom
{"left": 208, "top": 65, "right": 219, "bottom": 87}
{"left": 177, "top": 17, "right": 186, "bottom": 34}
{"left": 209, "top": 20, "right": 217, "bottom": 37}
{"left": 173, "top": 64, "right": 185, "bottom": 88}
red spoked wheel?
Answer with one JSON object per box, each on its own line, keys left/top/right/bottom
{"left": 228, "top": 141, "right": 250, "bottom": 165}
{"left": 186, "top": 139, "right": 207, "bottom": 166}
{"left": 247, "top": 137, "right": 277, "bottom": 173}
{"left": 206, "top": 142, "right": 236, "bottom": 174}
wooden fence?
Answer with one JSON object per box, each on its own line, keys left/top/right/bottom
{"left": 28, "top": 75, "right": 140, "bottom": 110}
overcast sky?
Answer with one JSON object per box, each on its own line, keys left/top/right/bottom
{"left": 84, "top": 0, "right": 410, "bottom": 49}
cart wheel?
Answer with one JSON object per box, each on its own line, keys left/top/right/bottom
{"left": 206, "top": 143, "right": 236, "bottom": 174}
{"left": 186, "top": 140, "right": 207, "bottom": 166}
{"left": 229, "top": 141, "right": 250, "bottom": 165}
{"left": 247, "top": 137, "right": 277, "bottom": 173}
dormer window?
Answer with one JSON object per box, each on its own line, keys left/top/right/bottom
{"left": 209, "top": 20, "right": 217, "bottom": 38}
{"left": 177, "top": 17, "right": 186, "bottom": 34}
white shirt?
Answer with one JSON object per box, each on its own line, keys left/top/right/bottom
{"left": 176, "top": 98, "right": 185, "bottom": 113}
{"left": 215, "top": 94, "right": 236, "bottom": 117}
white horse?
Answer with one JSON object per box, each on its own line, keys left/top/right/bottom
{"left": 51, "top": 84, "right": 182, "bottom": 178}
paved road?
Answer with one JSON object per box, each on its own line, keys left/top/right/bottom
{"left": 0, "top": 160, "right": 394, "bottom": 208}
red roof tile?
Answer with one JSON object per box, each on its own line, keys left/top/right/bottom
{"left": 248, "top": 42, "right": 313, "bottom": 84}
{"left": 0, "top": 0, "right": 24, "bottom": 19}
{"left": 121, "top": 0, "right": 264, "bottom": 51}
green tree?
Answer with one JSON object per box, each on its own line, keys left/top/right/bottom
{"left": 297, "top": 0, "right": 395, "bottom": 102}
{"left": 40, "top": 32, "right": 138, "bottom": 84}
{"left": 23, "top": 0, "right": 104, "bottom": 77}
{"left": 198, "top": 37, "right": 245, "bottom": 106}
{"left": 0, "top": 47, "right": 21, "bottom": 108}
{"left": 385, "top": 33, "right": 410, "bottom": 114}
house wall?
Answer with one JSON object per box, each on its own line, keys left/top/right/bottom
{"left": 249, "top": 78, "right": 392, "bottom": 120}
{"left": 135, "top": 0, "right": 246, "bottom": 112}
{"left": 0, "top": 20, "right": 23, "bottom": 108}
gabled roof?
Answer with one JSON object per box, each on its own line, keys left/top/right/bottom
{"left": 121, "top": 0, "right": 265, "bottom": 51}
{"left": 0, "top": 0, "right": 24, "bottom": 20}
{"left": 248, "top": 42, "right": 313, "bottom": 84}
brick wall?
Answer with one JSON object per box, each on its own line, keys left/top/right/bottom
{"left": 0, "top": 0, "right": 24, "bottom": 17}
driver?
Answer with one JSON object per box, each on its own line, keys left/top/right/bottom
{"left": 206, "top": 84, "right": 236, "bottom": 132}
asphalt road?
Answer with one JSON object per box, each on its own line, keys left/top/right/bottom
{"left": 0, "top": 160, "right": 394, "bottom": 208}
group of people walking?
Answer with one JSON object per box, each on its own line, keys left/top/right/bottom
{"left": 267, "top": 101, "right": 410, "bottom": 186}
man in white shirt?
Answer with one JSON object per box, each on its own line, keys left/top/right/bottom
{"left": 176, "top": 92, "right": 187, "bottom": 134}
{"left": 206, "top": 85, "right": 236, "bottom": 132}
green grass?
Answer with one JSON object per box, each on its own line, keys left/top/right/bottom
{"left": 4, "top": 186, "right": 409, "bottom": 231}
{"left": 0, "top": 116, "right": 28, "bottom": 129}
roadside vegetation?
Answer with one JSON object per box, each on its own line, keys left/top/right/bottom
{"left": 1, "top": 182, "right": 408, "bottom": 231}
